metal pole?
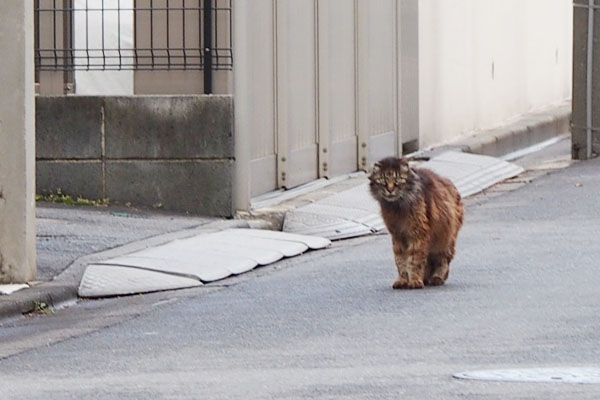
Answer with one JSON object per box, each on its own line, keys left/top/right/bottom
{"left": 586, "top": 0, "right": 594, "bottom": 159}
{"left": 203, "top": 0, "right": 213, "bottom": 94}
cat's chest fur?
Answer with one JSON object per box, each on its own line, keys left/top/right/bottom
{"left": 380, "top": 201, "right": 425, "bottom": 241}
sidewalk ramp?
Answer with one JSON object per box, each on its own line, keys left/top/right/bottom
{"left": 283, "top": 151, "right": 524, "bottom": 240}
{"left": 78, "top": 229, "right": 331, "bottom": 298}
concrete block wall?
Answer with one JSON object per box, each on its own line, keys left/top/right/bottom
{"left": 36, "top": 95, "right": 234, "bottom": 217}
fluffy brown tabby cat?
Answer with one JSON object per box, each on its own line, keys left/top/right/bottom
{"left": 369, "top": 157, "right": 464, "bottom": 289}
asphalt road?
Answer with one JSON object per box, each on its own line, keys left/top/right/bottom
{"left": 2, "top": 151, "right": 600, "bottom": 399}
{"left": 37, "top": 204, "right": 212, "bottom": 281}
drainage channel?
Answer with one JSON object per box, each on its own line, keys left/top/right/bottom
{"left": 454, "top": 367, "right": 600, "bottom": 384}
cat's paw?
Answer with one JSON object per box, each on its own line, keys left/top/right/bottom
{"left": 426, "top": 276, "right": 446, "bottom": 286}
{"left": 392, "top": 277, "right": 424, "bottom": 289}
{"left": 392, "top": 279, "right": 407, "bottom": 289}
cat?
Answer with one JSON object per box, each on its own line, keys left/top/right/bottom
{"left": 369, "top": 157, "right": 464, "bottom": 289}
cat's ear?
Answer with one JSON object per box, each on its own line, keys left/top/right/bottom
{"left": 369, "top": 163, "right": 381, "bottom": 179}
{"left": 399, "top": 161, "right": 410, "bottom": 174}
{"left": 399, "top": 160, "right": 415, "bottom": 178}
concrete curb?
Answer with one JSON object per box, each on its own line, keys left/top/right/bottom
{"left": 0, "top": 219, "right": 249, "bottom": 322}
{"left": 446, "top": 103, "right": 571, "bottom": 158}
{"left": 0, "top": 283, "right": 78, "bottom": 320}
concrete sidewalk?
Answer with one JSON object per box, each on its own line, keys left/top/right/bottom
{"left": 0, "top": 104, "right": 571, "bottom": 320}
{"left": 0, "top": 205, "right": 248, "bottom": 319}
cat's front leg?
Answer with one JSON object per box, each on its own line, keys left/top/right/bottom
{"left": 392, "top": 241, "right": 427, "bottom": 289}
{"left": 425, "top": 256, "right": 449, "bottom": 286}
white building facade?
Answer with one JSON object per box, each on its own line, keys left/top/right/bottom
{"left": 35, "top": 0, "right": 573, "bottom": 208}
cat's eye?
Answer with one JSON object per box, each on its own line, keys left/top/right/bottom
{"left": 376, "top": 178, "right": 385, "bottom": 184}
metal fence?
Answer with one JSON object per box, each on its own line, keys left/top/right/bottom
{"left": 34, "top": 0, "right": 232, "bottom": 92}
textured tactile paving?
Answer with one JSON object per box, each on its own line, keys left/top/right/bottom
{"left": 79, "top": 264, "right": 203, "bottom": 298}
{"left": 78, "top": 229, "right": 330, "bottom": 297}
{"left": 283, "top": 151, "right": 524, "bottom": 240}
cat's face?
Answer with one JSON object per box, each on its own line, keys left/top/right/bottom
{"left": 369, "top": 158, "right": 413, "bottom": 202}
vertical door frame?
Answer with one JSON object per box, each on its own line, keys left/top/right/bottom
{"left": 395, "top": 0, "right": 403, "bottom": 156}
{"left": 316, "top": 0, "right": 330, "bottom": 178}
{"left": 232, "top": 0, "right": 251, "bottom": 211}
{"left": 274, "top": 0, "right": 289, "bottom": 188}
{"left": 356, "top": 0, "right": 369, "bottom": 171}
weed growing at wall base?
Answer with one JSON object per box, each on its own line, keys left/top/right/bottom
{"left": 36, "top": 189, "right": 110, "bottom": 207}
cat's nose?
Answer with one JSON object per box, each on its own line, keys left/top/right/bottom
{"left": 387, "top": 183, "right": 395, "bottom": 192}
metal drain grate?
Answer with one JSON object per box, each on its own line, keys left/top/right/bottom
{"left": 454, "top": 367, "right": 600, "bottom": 384}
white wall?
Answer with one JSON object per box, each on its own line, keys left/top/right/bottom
{"left": 74, "top": 0, "right": 134, "bottom": 95}
{"left": 418, "top": 0, "right": 572, "bottom": 148}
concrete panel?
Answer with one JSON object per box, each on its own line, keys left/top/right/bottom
{"left": 35, "top": 96, "right": 104, "bottom": 159}
{"left": 79, "top": 264, "right": 203, "bottom": 298}
{"left": 36, "top": 161, "right": 104, "bottom": 200}
{"left": 78, "top": 228, "right": 330, "bottom": 297}
{"left": 0, "top": 1, "right": 36, "bottom": 283}
{"left": 104, "top": 96, "right": 234, "bottom": 159}
{"left": 105, "top": 160, "right": 233, "bottom": 216}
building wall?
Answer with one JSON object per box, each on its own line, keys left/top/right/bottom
{"left": 36, "top": 96, "right": 235, "bottom": 217}
{"left": 418, "top": 0, "right": 572, "bottom": 148}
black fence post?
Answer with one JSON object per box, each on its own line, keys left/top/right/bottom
{"left": 203, "top": 0, "right": 213, "bottom": 94}
{"left": 573, "top": 0, "right": 600, "bottom": 160}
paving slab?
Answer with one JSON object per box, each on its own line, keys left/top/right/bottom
{"left": 425, "top": 151, "right": 524, "bottom": 197}
{"left": 283, "top": 151, "right": 524, "bottom": 239}
{"left": 78, "top": 264, "right": 203, "bottom": 298}
{"left": 78, "top": 229, "right": 331, "bottom": 298}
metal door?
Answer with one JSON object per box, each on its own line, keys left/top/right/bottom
{"left": 275, "top": 0, "right": 319, "bottom": 189}
{"left": 245, "top": 0, "right": 402, "bottom": 199}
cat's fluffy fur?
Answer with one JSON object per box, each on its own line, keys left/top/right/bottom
{"left": 369, "top": 157, "right": 464, "bottom": 289}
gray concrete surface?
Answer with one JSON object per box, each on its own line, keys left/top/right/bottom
{"left": 0, "top": 151, "right": 599, "bottom": 399}
{"left": 103, "top": 96, "right": 233, "bottom": 159}
{"left": 0, "top": 203, "right": 245, "bottom": 317}
{"left": 36, "top": 96, "right": 104, "bottom": 159}
{"left": 36, "top": 204, "right": 213, "bottom": 282}
{"left": 0, "top": 1, "right": 36, "bottom": 283}
{"left": 36, "top": 95, "right": 235, "bottom": 216}
{"left": 105, "top": 159, "right": 234, "bottom": 215}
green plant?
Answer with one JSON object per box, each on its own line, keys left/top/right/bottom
{"left": 32, "top": 300, "right": 54, "bottom": 315}
{"left": 36, "top": 189, "right": 110, "bottom": 207}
